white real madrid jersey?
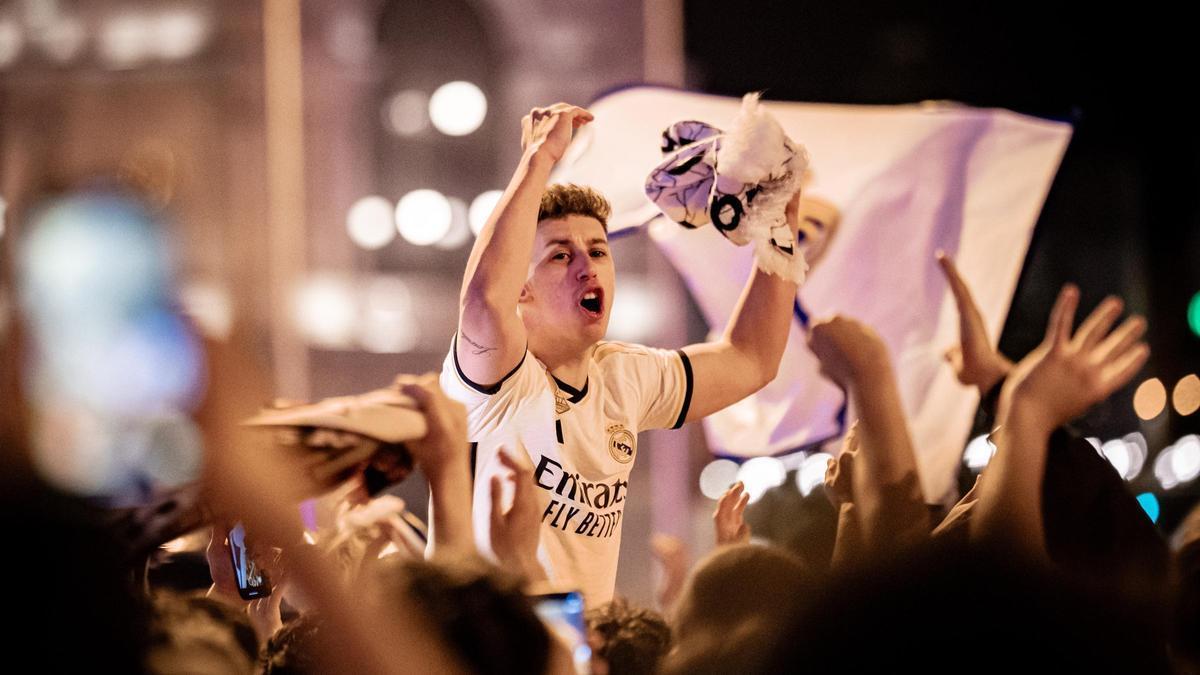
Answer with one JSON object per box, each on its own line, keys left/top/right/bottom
{"left": 440, "top": 337, "right": 693, "bottom": 605}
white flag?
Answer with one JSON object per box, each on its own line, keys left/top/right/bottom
{"left": 555, "top": 87, "right": 1071, "bottom": 502}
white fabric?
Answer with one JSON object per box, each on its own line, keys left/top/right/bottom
{"left": 555, "top": 87, "right": 1072, "bottom": 502}
{"left": 440, "top": 340, "right": 690, "bottom": 604}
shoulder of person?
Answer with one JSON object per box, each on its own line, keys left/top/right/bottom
{"left": 592, "top": 340, "right": 663, "bottom": 363}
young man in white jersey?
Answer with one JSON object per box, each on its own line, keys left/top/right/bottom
{"left": 440, "top": 102, "right": 805, "bottom": 604}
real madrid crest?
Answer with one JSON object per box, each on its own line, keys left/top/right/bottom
{"left": 607, "top": 424, "right": 635, "bottom": 464}
{"left": 555, "top": 392, "right": 570, "bottom": 415}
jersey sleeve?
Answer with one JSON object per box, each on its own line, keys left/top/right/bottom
{"left": 439, "top": 333, "right": 544, "bottom": 436}
{"left": 595, "top": 342, "right": 694, "bottom": 431}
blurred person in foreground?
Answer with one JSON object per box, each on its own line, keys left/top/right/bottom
{"left": 238, "top": 373, "right": 579, "bottom": 674}
{"left": 443, "top": 98, "right": 811, "bottom": 605}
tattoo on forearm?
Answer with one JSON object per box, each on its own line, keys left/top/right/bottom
{"left": 460, "top": 330, "right": 497, "bottom": 356}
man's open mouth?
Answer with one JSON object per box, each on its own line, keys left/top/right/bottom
{"left": 579, "top": 289, "right": 604, "bottom": 316}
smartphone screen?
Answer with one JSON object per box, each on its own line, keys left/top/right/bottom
{"left": 533, "top": 591, "right": 591, "bottom": 674}
{"left": 228, "top": 522, "right": 272, "bottom": 600}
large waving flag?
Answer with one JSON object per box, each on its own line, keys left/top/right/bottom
{"left": 555, "top": 87, "right": 1071, "bottom": 501}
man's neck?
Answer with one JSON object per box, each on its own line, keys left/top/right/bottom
{"left": 533, "top": 342, "right": 595, "bottom": 391}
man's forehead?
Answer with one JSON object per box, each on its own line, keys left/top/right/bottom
{"left": 535, "top": 215, "right": 608, "bottom": 246}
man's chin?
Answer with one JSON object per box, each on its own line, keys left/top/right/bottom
{"left": 584, "top": 320, "right": 609, "bottom": 344}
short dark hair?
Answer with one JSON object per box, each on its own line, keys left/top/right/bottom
{"left": 146, "top": 591, "right": 258, "bottom": 674}
{"left": 586, "top": 598, "right": 671, "bottom": 675}
{"left": 374, "top": 556, "right": 552, "bottom": 675}
{"left": 538, "top": 183, "right": 611, "bottom": 230}
{"left": 261, "top": 613, "right": 323, "bottom": 675}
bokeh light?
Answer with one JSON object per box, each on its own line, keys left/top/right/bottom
{"left": 38, "top": 14, "right": 86, "bottom": 64}
{"left": 1171, "top": 434, "right": 1200, "bottom": 484}
{"left": 963, "top": 434, "right": 996, "bottom": 471}
{"left": 1101, "top": 439, "right": 1132, "bottom": 480}
{"left": 1121, "top": 432, "right": 1148, "bottom": 480}
{"left": 428, "top": 81, "right": 487, "bottom": 136}
{"left": 179, "top": 280, "right": 233, "bottom": 340}
{"left": 434, "top": 197, "right": 471, "bottom": 250}
{"left": 797, "top": 452, "right": 834, "bottom": 496}
{"left": 357, "top": 276, "right": 418, "bottom": 354}
{"left": 1135, "top": 492, "right": 1160, "bottom": 523}
{"left": 134, "top": 410, "right": 205, "bottom": 487}
{"left": 1133, "top": 377, "right": 1166, "bottom": 420}
{"left": 18, "top": 194, "right": 170, "bottom": 326}
{"left": 1189, "top": 291, "right": 1200, "bottom": 338}
{"left": 699, "top": 459, "right": 740, "bottom": 500}
{"left": 468, "top": 189, "right": 503, "bottom": 235}
{"left": 383, "top": 90, "right": 430, "bottom": 137}
{"left": 150, "top": 7, "right": 211, "bottom": 60}
{"left": 1156, "top": 445, "right": 1179, "bottom": 490}
{"left": 346, "top": 195, "right": 396, "bottom": 250}
{"left": 737, "top": 456, "right": 786, "bottom": 503}
{"left": 1174, "top": 374, "right": 1200, "bottom": 416}
{"left": 98, "top": 12, "right": 153, "bottom": 68}
{"left": 396, "top": 189, "right": 453, "bottom": 246}
{"left": 293, "top": 273, "right": 357, "bottom": 349}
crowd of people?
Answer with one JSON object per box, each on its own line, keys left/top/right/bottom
{"left": 1, "top": 101, "right": 1197, "bottom": 674}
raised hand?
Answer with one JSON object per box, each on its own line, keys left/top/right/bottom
{"left": 489, "top": 447, "right": 546, "bottom": 582}
{"left": 1004, "top": 285, "right": 1149, "bottom": 431}
{"left": 246, "top": 578, "right": 287, "bottom": 645}
{"left": 397, "top": 373, "right": 474, "bottom": 558}
{"left": 520, "top": 103, "right": 594, "bottom": 164}
{"left": 649, "top": 533, "right": 689, "bottom": 612}
{"left": 807, "top": 315, "right": 891, "bottom": 389}
{"left": 936, "top": 251, "right": 1013, "bottom": 392}
{"left": 396, "top": 373, "right": 469, "bottom": 478}
{"left": 713, "top": 481, "right": 751, "bottom": 546}
{"left": 824, "top": 422, "right": 859, "bottom": 508}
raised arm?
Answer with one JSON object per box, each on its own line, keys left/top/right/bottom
{"left": 488, "top": 447, "right": 549, "bottom": 584}
{"left": 936, "top": 251, "right": 1013, "bottom": 396}
{"left": 396, "top": 374, "right": 475, "bottom": 560}
{"left": 970, "top": 286, "right": 1148, "bottom": 559}
{"left": 680, "top": 192, "right": 803, "bottom": 422}
{"left": 807, "top": 316, "right": 925, "bottom": 550}
{"left": 457, "top": 103, "right": 593, "bottom": 386}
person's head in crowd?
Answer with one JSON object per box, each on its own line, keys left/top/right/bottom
{"left": 373, "top": 556, "right": 552, "bottom": 675}
{"left": 667, "top": 543, "right": 811, "bottom": 674}
{"left": 145, "top": 591, "right": 258, "bottom": 674}
{"left": 744, "top": 484, "right": 838, "bottom": 572}
{"left": 764, "top": 545, "right": 1171, "bottom": 672}
{"left": 659, "top": 619, "right": 778, "bottom": 675}
{"left": 585, "top": 598, "right": 671, "bottom": 675}
{"left": 260, "top": 613, "right": 323, "bottom": 675}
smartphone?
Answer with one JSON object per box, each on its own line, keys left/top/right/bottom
{"left": 533, "top": 591, "right": 591, "bottom": 674}
{"left": 227, "top": 522, "right": 272, "bottom": 600}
